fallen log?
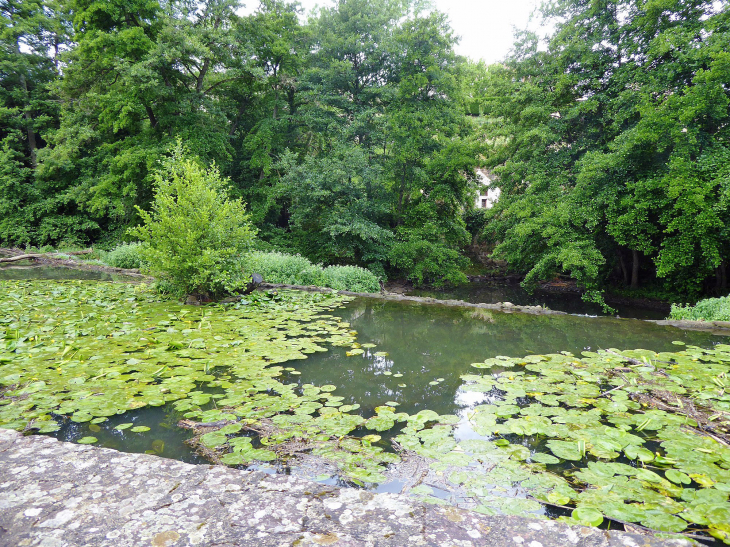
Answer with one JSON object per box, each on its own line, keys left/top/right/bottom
{"left": 0, "top": 254, "right": 47, "bottom": 263}
{"left": 0, "top": 249, "right": 92, "bottom": 263}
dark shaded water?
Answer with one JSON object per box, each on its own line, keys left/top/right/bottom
{"left": 408, "top": 283, "right": 668, "bottom": 320}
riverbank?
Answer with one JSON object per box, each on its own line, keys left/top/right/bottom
{"left": 0, "top": 428, "right": 687, "bottom": 547}
{"left": 4, "top": 251, "right": 730, "bottom": 333}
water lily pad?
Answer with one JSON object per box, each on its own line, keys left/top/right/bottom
{"left": 200, "top": 431, "right": 227, "bottom": 448}
{"left": 78, "top": 436, "right": 98, "bottom": 444}
{"left": 531, "top": 453, "right": 560, "bottom": 465}
{"left": 572, "top": 507, "right": 603, "bottom": 526}
{"left": 130, "top": 426, "right": 151, "bottom": 433}
{"left": 546, "top": 440, "right": 583, "bottom": 461}
{"left": 640, "top": 512, "right": 687, "bottom": 532}
{"left": 665, "top": 469, "right": 691, "bottom": 485}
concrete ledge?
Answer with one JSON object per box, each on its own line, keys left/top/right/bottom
{"left": 0, "top": 429, "right": 689, "bottom": 547}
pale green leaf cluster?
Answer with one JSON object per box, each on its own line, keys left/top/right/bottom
{"left": 129, "top": 142, "right": 257, "bottom": 298}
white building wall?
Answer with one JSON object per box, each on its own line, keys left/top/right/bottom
{"left": 474, "top": 169, "right": 500, "bottom": 209}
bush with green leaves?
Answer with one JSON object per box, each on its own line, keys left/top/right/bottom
{"left": 319, "top": 265, "right": 381, "bottom": 293}
{"left": 103, "top": 242, "right": 145, "bottom": 269}
{"left": 243, "top": 251, "right": 321, "bottom": 285}
{"left": 243, "top": 251, "right": 380, "bottom": 293}
{"left": 669, "top": 296, "right": 730, "bottom": 322}
{"left": 128, "top": 142, "right": 256, "bottom": 298}
{"left": 388, "top": 237, "right": 468, "bottom": 288}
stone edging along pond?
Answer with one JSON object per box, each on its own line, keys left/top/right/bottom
{"left": 258, "top": 283, "right": 730, "bottom": 335}
{"left": 0, "top": 428, "right": 687, "bottom": 547}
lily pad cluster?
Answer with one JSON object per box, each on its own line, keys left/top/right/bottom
{"left": 0, "top": 280, "right": 454, "bottom": 485}
{"left": 454, "top": 348, "right": 730, "bottom": 542}
{"left": 0, "top": 281, "right": 356, "bottom": 433}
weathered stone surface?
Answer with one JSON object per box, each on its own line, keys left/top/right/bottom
{"left": 0, "top": 429, "right": 689, "bottom": 547}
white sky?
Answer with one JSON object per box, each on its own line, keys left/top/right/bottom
{"left": 241, "top": 0, "right": 543, "bottom": 64}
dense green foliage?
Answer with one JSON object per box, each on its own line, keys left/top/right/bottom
{"left": 1, "top": 0, "right": 481, "bottom": 285}
{"left": 129, "top": 142, "right": 256, "bottom": 297}
{"left": 670, "top": 296, "right": 730, "bottom": 322}
{"left": 476, "top": 0, "right": 730, "bottom": 301}
{"left": 3, "top": 0, "right": 729, "bottom": 296}
{"left": 243, "top": 251, "right": 380, "bottom": 292}
{"left": 103, "top": 242, "right": 145, "bottom": 269}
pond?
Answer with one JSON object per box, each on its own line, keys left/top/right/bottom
{"left": 291, "top": 298, "right": 722, "bottom": 416}
{"left": 2, "top": 276, "right": 730, "bottom": 543}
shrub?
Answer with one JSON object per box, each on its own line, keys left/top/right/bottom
{"left": 669, "top": 296, "right": 730, "bottom": 322}
{"left": 128, "top": 141, "right": 256, "bottom": 298}
{"left": 389, "top": 237, "right": 468, "bottom": 287}
{"left": 104, "top": 242, "right": 145, "bottom": 269}
{"left": 243, "top": 251, "right": 380, "bottom": 293}
{"left": 320, "top": 265, "right": 381, "bottom": 293}
{"left": 243, "top": 251, "right": 321, "bottom": 285}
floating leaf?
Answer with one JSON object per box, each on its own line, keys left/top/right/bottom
{"left": 531, "top": 453, "right": 560, "bottom": 465}
{"left": 220, "top": 452, "right": 245, "bottom": 465}
{"left": 665, "top": 469, "right": 691, "bottom": 485}
{"left": 78, "top": 436, "right": 98, "bottom": 444}
{"left": 572, "top": 507, "right": 603, "bottom": 526}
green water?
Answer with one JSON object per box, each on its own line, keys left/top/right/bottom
{"left": 286, "top": 298, "right": 725, "bottom": 417}
{"left": 0, "top": 263, "right": 135, "bottom": 282}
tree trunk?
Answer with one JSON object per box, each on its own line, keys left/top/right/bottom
{"left": 287, "top": 87, "right": 296, "bottom": 115}
{"left": 397, "top": 163, "right": 407, "bottom": 226}
{"left": 144, "top": 103, "right": 158, "bottom": 128}
{"left": 631, "top": 249, "right": 640, "bottom": 288}
{"left": 618, "top": 250, "right": 629, "bottom": 286}
{"left": 717, "top": 260, "right": 727, "bottom": 291}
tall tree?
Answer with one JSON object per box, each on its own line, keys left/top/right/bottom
{"left": 0, "top": 0, "right": 70, "bottom": 244}
{"left": 484, "top": 0, "right": 730, "bottom": 302}
{"left": 36, "top": 0, "right": 254, "bottom": 240}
